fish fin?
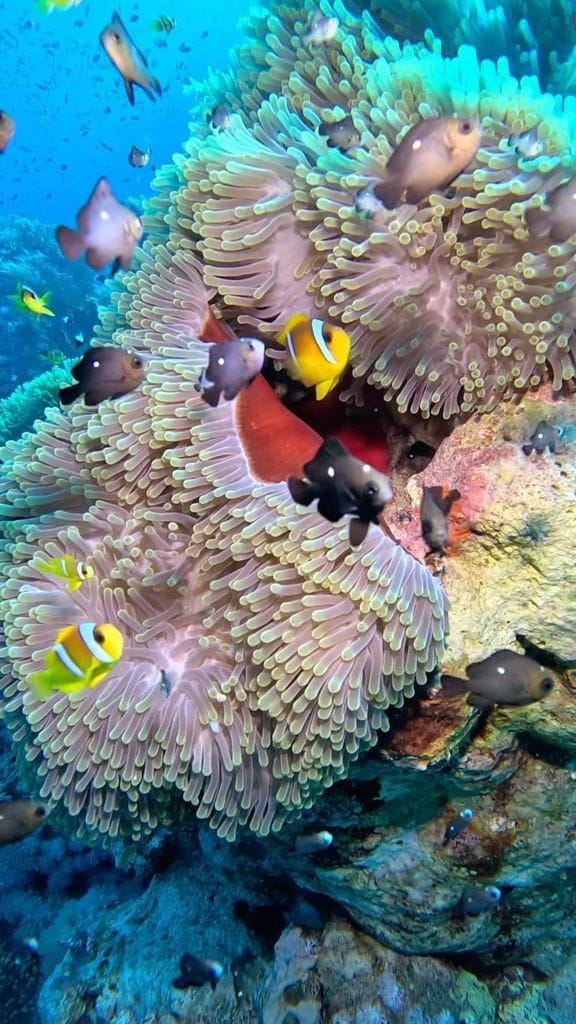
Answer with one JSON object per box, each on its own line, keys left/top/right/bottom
{"left": 316, "top": 493, "right": 345, "bottom": 522}
{"left": 373, "top": 175, "right": 404, "bottom": 209}
{"left": 287, "top": 476, "right": 317, "bottom": 506}
{"left": 349, "top": 518, "right": 370, "bottom": 546}
{"left": 86, "top": 248, "right": 109, "bottom": 271}
{"left": 35, "top": 559, "right": 53, "bottom": 574}
{"left": 304, "top": 436, "right": 349, "bottom": 476}
{"left": 524, "top": 207, "right": 549, "bottom": 237}
{"left": 55, "top": 225, "right": 85, "bottom": 261}
{"left": 439, "top": 674, "right": 469, "bottom": 698}
{"left": 200, "top": 386, "right": 222, "bottom": 408}
{"left": 124, "top": 78, "right": 136, "bottom": 106}
{"left": 28, "top": 669, "right": 54, "bottom": 700}
{"left": 467, "top": 693, "right": 495, "bottom": 709}
{"left": 404, "top": 181, "right": 437, "bottom": 204}
{"left": 59, "top": 382, "right": 84, "bottom": 406}
{"left": 315, "top": 378, "right": 336, "bottom": 401}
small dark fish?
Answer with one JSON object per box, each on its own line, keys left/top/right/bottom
{"left": 440, "top": 649, "right": 555, "bottom": 709}
{"left": 522, "top": 420, "right": 558, "bottom": 456}
{"left": 0, "top": 801, "right": 49, "bottom": 846}
{"left": 128, "top": 144, "right": 151, "bottom": 167}
{"left": 374, "top": 117, "right": 481, "bottom": 208}
{"left": 460, "top": 885, "right": 501, "bottom": 917}
{"left": 508, "top": 128, "right": 544, "bottom": 160}
{"left": 59, "top": 346, "right": 145, "bottom": 406}
{"left": 420, "top": 485, "right": 461, "bottom": 554}
{"left": 207, "top": 103, "right": 231, "bottom": 131}
{"left": 100, "top": 10, "right": 162, "bottom": 105}
{"left": 0, "top": 111, "right": 16, "bottom": 154}
{"left": 173, "top": 954, "right": 223, "bottom": 991}
{"left": 301, "top": 11, "right": 339, "bottom": 44}
{"left": 195, "top": 338, "right": 265, "bottom": 407}
{"left": 319, "top": 115, "right": 360, "bottom": 152}
{"left": 354, "top": 184, "right": 383, "bottom": 219}
{"left": 56, "top": 178, "right": 143, "bottom": 274}
{"left": 288, "top": 436, "right": 393, "bottom": 547}
{"left": 295, "top": 830, "right": 333, "bottom": 854}
{"left": 525, "top": 176, "right": 576, "bottom": 244}
{"left": 442, "top": 808, "right": 473, "bottom": 847}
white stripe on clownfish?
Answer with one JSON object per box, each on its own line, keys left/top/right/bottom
{"left": 310, "top": 318, "right": 337, "bottom": 364}
{"left": 78, "top": 622, "right": 115, "bottom": 663}
{"left": 285, "top": 328, "right": 297, "bottom": 365}
{"left": 53, "top": 642, "right": 84, "bottom": 678}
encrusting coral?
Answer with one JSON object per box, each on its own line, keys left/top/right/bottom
{"left": 0, "top": 245, "right": 446, "bottom": 842}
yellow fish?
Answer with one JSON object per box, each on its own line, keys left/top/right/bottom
{"left": 268, "top": 314, "right": 351, "bottom": 400}
{"left": 36, "top": 0, "right": 82, "bottom": 13}
{"left": 29, "top": 623, "right": 124, "bottom": 700}
{"left": 13, "top": 285, "right": 55, "bottom": 318}
{"left": 36, "top": 554, "right": 95, "bottom": 592}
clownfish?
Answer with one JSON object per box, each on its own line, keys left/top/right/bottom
{"left": 12, "top": 285, "right": 55, "bottom": 318}
{"left": 267, "top": 314, "right": 350, "bottom": 401}
{"left": 29, "top": 623, "right": 124, "bottom": 699}
{"left": 36, "top": 554, "right": 95, "bottom": 592}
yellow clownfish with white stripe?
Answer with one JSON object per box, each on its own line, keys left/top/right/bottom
{"left": 36, "top": 554, "right": 95, "bottom": 592}
{"left": 267, "top": 314, "right": 351, "bottom": 400}
{"left": 29, "top": 623, "right": 124, "bottom": 699}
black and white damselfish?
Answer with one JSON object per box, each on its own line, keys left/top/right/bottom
{"left": 287, "top": 436, "right": 393, "bottom": 547}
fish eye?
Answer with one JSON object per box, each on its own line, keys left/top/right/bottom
{"left": 132, "top": 357, "right": 143, "bottom": 368}
{"left": 93, "top": 627, "right": 105, "bottom": 644}
{"left": 541, "top": 677, "right": 554, "bottom": 693}
{"left": 460, "top": 120, "right": 474, "bottom": 134}
{"left": 364, "top": 483, "right": 378, "bottom": 497}
{"left": 34, "top": 806, "right": 47, "bottom": 818}
{"left": 322, "top": 328, "right": 333, "bottom": 343}
{"left": 113, "top": 31, "right": 121, "bottom": 42}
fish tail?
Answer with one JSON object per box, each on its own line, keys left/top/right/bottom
{"left": 373, "top": 175, "right": 404, "bottom": 209}
{"left": 28, "top": 669, "right": 55, "bottom": 700}
{"left": 35, "top": 559, "right": 54, "bottom": 574}
{"left": 315, "top": 378, "right": 337, "bottom": 401}
{"left": 439, "top": 674, "right": 469, "bottom": 698}
{"left": 524, "top": 207, "right": 549, "bottom": 237}
{"left": 55, "top": 225, "right": 85, "bottom": 261}
{"left": 59, "top": 382, "right": 84, "bottom": 406}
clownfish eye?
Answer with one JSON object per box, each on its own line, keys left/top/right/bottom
{"left": 112, "top": 31, "right": 121, "bottom": 42}
{"left": 541, "top": 677, "right": 554, "bottom": 693}
{"left": 459, "top": 120, "right": 473, "bottom": 134}
{"left": 322, "top": 328, "right": 333, "bottom": 344}
{"left": 93, "top": 627, "right": 105, "bottom": 644}
{"left": 131, "top": 356, "right": 143, "bottom": 368}
{"left": 247, "top": 341, "right": 255, "bottom": 350}
{"left": 80, "top": 564, "right": 90, "bottom": 577}
{"left": 34, "top": 806, "right": 47, "bottom": 818}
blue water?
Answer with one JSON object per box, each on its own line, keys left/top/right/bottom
{"left": 0, "top": 0, "right": 247, "bottom": 223}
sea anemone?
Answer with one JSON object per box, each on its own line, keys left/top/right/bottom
{"left": 0, "top": 250, "right": 446, "bottom": 842}
{"left": 182, "top": 0, "right": 576, "bottom": 418}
